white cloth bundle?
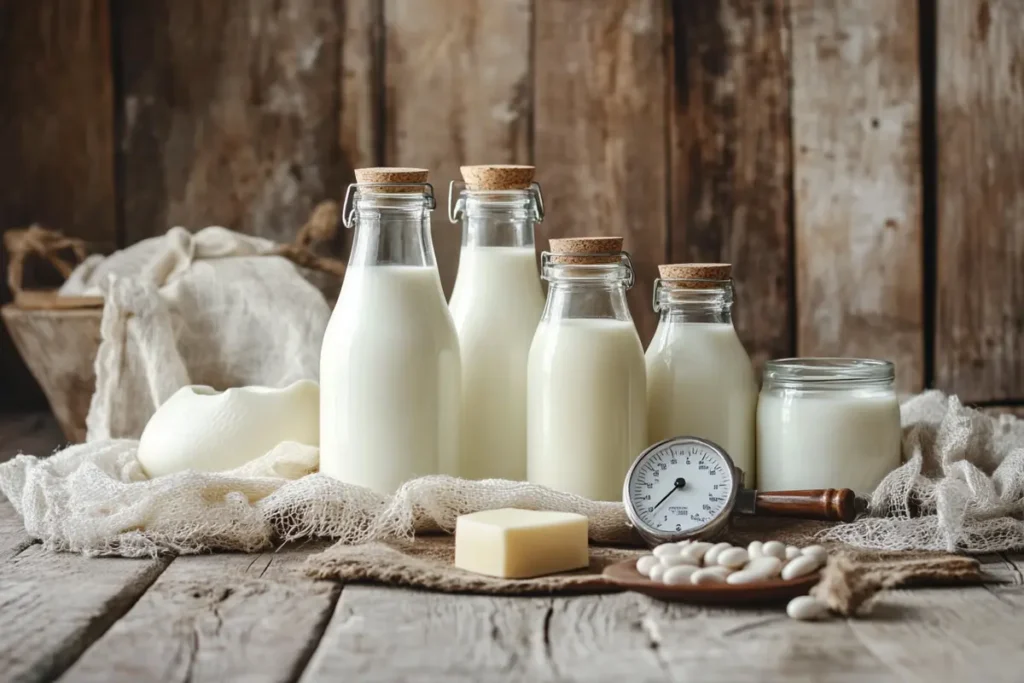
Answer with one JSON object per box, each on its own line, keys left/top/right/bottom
{"left": 58, "top": 226, "right": 331, "bottom": 440}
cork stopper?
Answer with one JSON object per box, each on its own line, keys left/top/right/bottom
{"left": 549, "top": 237, "right": 624, "bottom": 265}
{"left": 460, "top": 165, "right": 535, "bottom": 191}
{"left": 658, "top": 263, "right": 732, "bottom": 288}
{"left": 354, "top": 167, "right": 429, "bottom": 193}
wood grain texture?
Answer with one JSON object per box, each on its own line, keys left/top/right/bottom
{"left": 116, "top": 0, "right": 343, "bottom": 245}
{"left": 382, "top": 0, "right": 532, "bottom": 296}
{"left": 62, "top": 547, "right": 339, "bottom": 683}
{"left": 935, "top": 0, "right": 1024, "bottom": 402}
{"left": 670, "top": 0, "right": 793, "bottom": 370}
{"left": 791, "top": 0, "right": 924, "bottom": 391}
{"left": 0, "top": 545, "right": 169, "bottom": 683}
{"left": 534, "top": 0, "right": 669, "bottom": 344}
{"left": 979, "top": 405, "right": 1024, "bottom": 419}
{"left": 0, "top": 0, "right": 115, "bottom": 411}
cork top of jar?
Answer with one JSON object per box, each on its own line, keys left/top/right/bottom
{"left": 460, "top": 165, "right": 535, "bottom": 191}
{"left": 549, "top": 237, "right": 624, "bottom": 265}
{"left": 354, "top": 167, "right": 429, "bottom": 193}
{"left": 658, "top": 263, "right": 732, "bottom": 288}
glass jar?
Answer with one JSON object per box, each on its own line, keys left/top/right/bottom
{"left": 319, "top": 168, "right": 461, "bottom": 493}
{"left": 448, "top": 168, "right": 545, "bottom": 481}
{"left": 527, "top": 237, "right": 647, "bottom": 501}
{"left": 645, "top": 264, "right": 757, "bottom": 480}
{"left": 756, "top": 358, "right": 901, "bottom": 493}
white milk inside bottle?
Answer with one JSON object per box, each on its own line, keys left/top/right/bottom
{"left": 527, "top": 237, "right": 647, "bottom": 501}
{"left": 448, "top": 165, "right": 545, "bottom": 480}
{"left": 645, "top": 263, "right": 757, "bottom": 480}
{"left": 320, "top": 167, "right": 461, "bottom": 494}
{"left": 757, "top": 358, "right": 901, "bottom": 492}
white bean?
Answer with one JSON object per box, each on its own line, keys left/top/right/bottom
{"left": 762, "top": 540, "right": 786, "bottom": 560}
{"left": 785, "top": 545, "right": 802, "bottom": 561}
{"left": 691, "top": 565, "right": 733, "bottom": 585}
{"left": 653, "top": 543, "right": 683, "bottom": 558}
{"left": 802, "top": 545, "right": 828, "bottom": 564}
{"left": 787, "top": 595, "right": 829, "bottom": 621}
{"left": 726, "top": 556, "right": 782, "bottom": 584}
{"left": 661, "top": 553, "right": 699, "bottom": 568}
{"left": 649, "top": 563, "right": 666, "bottom": 581}
{"left": 703, "top": 542, "right": 733, "bottom": 566}
{"left": 782, "top": 554, "right": 824, "bottom": 580}
{"left": 636, "top": 555, "right": 659, "bottom": 575}
{"left": 680, "top": 541, "right": 714, "bottom": 564}
{"left": 747, "top": 540, "right": 764, "bottom": 559}
{"left": 662, "top": 565, "right": 699, "bottom": 585}
{"left": 716, "top": 547, "right": 749, "bottom": 569}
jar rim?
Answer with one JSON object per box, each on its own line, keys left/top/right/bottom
{"left": 763, "top": 357, "right": 895, "bottom": 384}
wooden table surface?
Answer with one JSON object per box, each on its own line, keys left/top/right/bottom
{"left": 3, "top": 413, "right": 1024, "bottom": 683}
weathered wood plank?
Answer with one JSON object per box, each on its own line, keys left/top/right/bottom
{"left": 790, "top": 0, "right": 924, "bottom": 392}
{"left": 0, "top": 545, "right": 169, "bottom": 683}
{"left": 116, "top": 0, "right": 343, "bottom": 245}
{"left": 0, "top": 0, "right": 115, "bottom": 410}
{"left": 534, "top": 0, "right": 669, "bottom": 344}
{"left": 382, "top": 0, "right": 532, "bottom": 296}
{"left": 62, "top": 546, "right": 339, "bottom": 683}
{"left": 302, "top": 585, "right": 560, "bottom": 682}
{"left": 935, "top": 0, "right": 1024, "bottom": 402}
{"left": 669, "top": 0, "right": 793, "bottom": 370}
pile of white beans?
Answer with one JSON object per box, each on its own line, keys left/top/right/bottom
{"left": 635, "top": 539, "right": 832, "bottom": 620}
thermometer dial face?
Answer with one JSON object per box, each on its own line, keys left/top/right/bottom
{"left": 623, "top": 437, "right": 740, "bottom": 544}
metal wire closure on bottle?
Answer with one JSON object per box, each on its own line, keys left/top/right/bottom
{"left": 447, "top": 181, "right": 545, "bottom": 224}
{"left": 651, "top": 277, "right": 735, "bottom": 312}
{"left": 540, "top": 250, "right": 636, "bottom": 289}
{"left": 341, "top": 182, "right": 437, "bottom": 229}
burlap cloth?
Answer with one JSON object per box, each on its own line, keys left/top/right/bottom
{"left": 305, "top": 516, "right": 983, "bottom": 616}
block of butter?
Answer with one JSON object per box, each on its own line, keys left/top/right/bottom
{"left": 454, "top": 508, "right": 589, "bottom": 579}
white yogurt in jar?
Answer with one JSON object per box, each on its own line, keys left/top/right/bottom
{"left": 756, "top": 358, "right": 901, "bottom": 493}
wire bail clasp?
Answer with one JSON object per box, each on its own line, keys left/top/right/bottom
{"left": 446, "top": 180, "right": 546, "bottom": 224}
{"left": 540, "top": 250, "right": 635, "bottom": 289}
{"left": 342, "top": 181, "right": 437, "bottom": 229}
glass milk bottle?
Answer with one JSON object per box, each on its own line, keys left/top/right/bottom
{"left": 645, "top": 263, "right": 757, "bottom": 479}
{"left": 448, "top": 165, "right": 544, "bottom": 480}
{"left": 320, "top": 167, "right": 461, "bottom": 494}
{"left": 527, "top": 237, "right": 647, "bottom": 500}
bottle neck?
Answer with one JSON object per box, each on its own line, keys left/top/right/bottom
{"left": 541, "top": 264, "right": 633, "bottom": 323}
{"left": 348, "top": 193, "right": 437, "bottom": 267}
{"left": 459, "top": 190, "right": 538, "bottom": 249}
{"left": 656, "top": 284, "right": 734, "bottom": 325}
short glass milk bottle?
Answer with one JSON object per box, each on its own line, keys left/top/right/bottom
{"left": 448, "top": 165, "right": 545, "bottom": 481}
{"left": 320, "top": 167, "right": 461, "bottom": 494}
{"left": 527, "top": 237, "right": 647, "bottom": 501}
{"left": 645, "top": 264, "right": 757, "bottom": 479}
{"left": 757, "top": 358, "right": 901, "bottom": 492}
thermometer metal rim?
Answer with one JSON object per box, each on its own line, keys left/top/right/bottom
{"left": 622, "top": 436, "right": 743, "bottom": 546}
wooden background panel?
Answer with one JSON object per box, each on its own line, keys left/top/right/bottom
{"left": 383, "top": 0, "right": 532, "bottom": 296}
{"left": 116, "top": 0, "right": 343, "bottom": 245}
{"left": 935, "top": 0, "right": 1024, "bottom": 402}
{"left": 790, "top": 0, "right": 924, "bottom": 392}
{"left": 534, "top": 0, "right": 669, "bottom": 344}
{"left": 0, "top": 0, "right": 115, "bottom": 411}
{"left": 670, "top": 0, "right": 793, "bottom": 371}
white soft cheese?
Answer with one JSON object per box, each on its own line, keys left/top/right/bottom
{"left": 454, "top": 508, "right": 589, "bottom": 579}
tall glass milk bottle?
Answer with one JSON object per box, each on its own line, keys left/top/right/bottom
{"left": 320, "top": 167, "right": 461, "bottom": 494}
{"left": 645, "top": 263, "right": 757, "bottom": 480}
{"left": 527, "top": 237, "right": 647, "bottom": 501}
{"left": 448, "top": 165, "right": 544, "bottom": 480}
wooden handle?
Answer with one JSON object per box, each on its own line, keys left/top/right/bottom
{"left": 754, "top": 489, "right": 858, "bottom": 523}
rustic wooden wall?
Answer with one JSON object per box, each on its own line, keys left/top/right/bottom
{"left": 1, "top": 0, "right": 1023, "bottom": 411}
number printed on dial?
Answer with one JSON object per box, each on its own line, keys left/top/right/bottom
{"left": 627, "top": 440, "right": 735, "bottom": 534}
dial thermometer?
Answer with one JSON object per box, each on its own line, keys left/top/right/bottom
{"left": 622, "top": 436, "right": 863, "bottom": 547}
